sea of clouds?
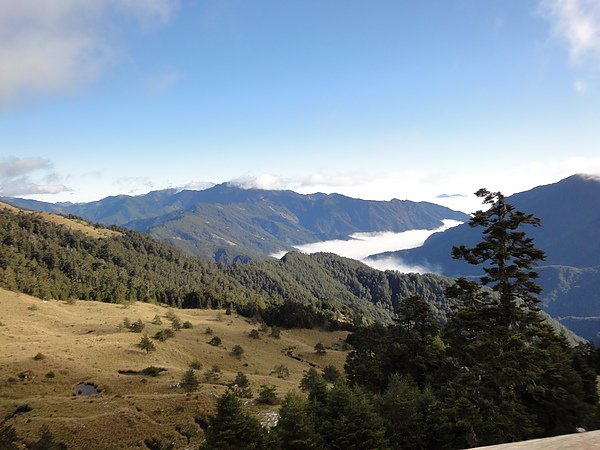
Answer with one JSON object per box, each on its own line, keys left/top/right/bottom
{"left": 271, "top": 219, "right": 462, "bottom": 274}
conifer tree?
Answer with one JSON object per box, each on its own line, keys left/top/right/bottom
{"left": 28, "top": 426, "right": 68, "bottom": 450}
{"left": 180, "top": 368, "right": 199, "bottom": 392}
{"left": 202, "top": 390, "right": 266, "bottom": 449}
{"left": 319, "top": 382, "right": 389, "bottom": 449}
{"left": 299, "top": 368, "right": 327, "bottom": 404}
{"left": 443, "top": 189, "right": 600, "bottom": 444}
{"left": 378, "top": 374, "right": 427, "bottom": 449}
{"left": 138, "top": 334, "right": 155, "bottom": 354}
{"left": 451, "top": 189, "right": 545, "bottom": 326}
{"left": 0, "top": 421, "right": 19, "bottom": 450}
{"left": 272, "top": 392, "right": 322, "bottom": 450}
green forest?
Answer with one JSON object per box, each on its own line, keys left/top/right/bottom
{"left": 0, "top": 205, "right": 458, "bottom": 328}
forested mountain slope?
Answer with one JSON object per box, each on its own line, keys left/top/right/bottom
{"left": 0, "top": 202, "right": 581, "bottom": 345}
{"left": 0, "top": 202, "right": 453, "bottom": 326}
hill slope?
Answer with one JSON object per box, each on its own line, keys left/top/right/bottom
{"left": 0, "top": 202, "right": 453, "bottom": 325}
{"left": 1, "top": 183, "right": 468, "bottom": 261}
{"left": 0, "top": 288, "right": 349, "bottom": 449}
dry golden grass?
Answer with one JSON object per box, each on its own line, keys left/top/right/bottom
{"left": 0, "top": 201, "right": 120, "bottom": 239}
{"left": 0, "top": 288, "right": 348, "bottom": 449}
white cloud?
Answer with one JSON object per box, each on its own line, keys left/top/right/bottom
{"left": 146, "top": 69, "right": 183, "bottom": 94}
{"left": 0, "top": 0, "right": 177, "bottom": 104}
{"left": 539, "top": 0, "right": 600, "bottom": 66}
{"left": 230, "top": 174, "right": 294, "bottom": 191}
{"left": 271, "top": 220, "right": 462, "bottom": 274}
{"left": 181, "top": 181, "right": 215, "bottom": 191}
{"left": 574, "top": 79, "right": 589, "bottom": 92}
{"left": 361, "top": 256, "right": 432, "bottom": 275}
{"left": 0, "top": 156, "right": 69, "bottom": 197}
{"left": 0, "top": 156, "right": 52, "bottom": 177}
{"left": 289, "top": 220, "right": 462, "bottom": 261}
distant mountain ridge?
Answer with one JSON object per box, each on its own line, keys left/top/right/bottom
{"left": 2, "top": 183, "right": 469, "bottom": 261}
{"left": 369, "top": 174, "right": 600, "bottom": 342}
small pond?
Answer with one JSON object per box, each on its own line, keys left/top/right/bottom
{"left": 73, "top": 382, "right": 100, "bottom": 396}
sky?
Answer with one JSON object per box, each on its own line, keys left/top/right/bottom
{"left": 1, "top": 0, "right": 600, "bottom": 213}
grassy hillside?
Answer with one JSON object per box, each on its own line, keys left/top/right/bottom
{"left": 0, "top": 288, "right": 348, "bottom": 449}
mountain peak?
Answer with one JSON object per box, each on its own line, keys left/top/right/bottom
{"left": 570, "top": 173, "right": 600, "bottom": 182}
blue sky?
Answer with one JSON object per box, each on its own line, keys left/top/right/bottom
{"left": 1, "top": 0, "right": 599, "bottom": 212}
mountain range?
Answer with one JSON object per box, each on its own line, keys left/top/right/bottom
{"left": 0, "top": 200, "right": 580, "bottom": 346}
{"left": 1, "top": 183, "right": 468, "bottom": 262}
{"left": 4, "top": 175, "right": 600, "bottom": 342}
{"left": 369, "top": 174, "right": 600, "bottom": 342}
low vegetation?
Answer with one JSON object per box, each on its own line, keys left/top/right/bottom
{"left": 0, "top": 290, "right": 348, "bottom": 449}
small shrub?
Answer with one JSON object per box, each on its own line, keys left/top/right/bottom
{"left": 138, "top": 334, "right": 156, "bottom": 354}
{"left": 203, "top": 365, "right": 221, "bottom": 382}
{"left": 208, "top": 336, "right": 222, "bottom": 347}
{"left": 270, "top": 364, "right": 290, "bottom": 379}
{"left": 322, "top": 365, "right": 341, "bottom": 382}
{"left": 65, "top": 298, "right": 77, "bottom": 305}
{"left": 180, "top": 369, "right": 199, "bottom": 392}
{"left": 171, "top": 317, "right": 182, "bottom": 331}
{"left": 45, "top": 371, "right": 55, "bottom": 378}
{"left": 189, "top": 360, "right": 203, "bottom": 370}
{"left": 30, "top": 426, "right": 67, "bottom": 450}
{"left": 122, "top": 318, "right": 131, "bottom": 330}
{"left": 225, "top": 307, "right": 232, "bottom": 316}
{"left": 182, "top": 321, "right": 193, "bottom": 329}
{"left": 27, "top": 304, "right": 38, "bottom": 311}
{"left": 230, "top": 344, "right": 245, "bottom": 358}
{"left": 314, "top": 342, "right": 326, "bottom": 355}
{"left": 230, "top": 372, "right": 252, "bottom": 398}
{"left": 270, "top": 327, "right": 281, "bottom": 339}
{"left": 151, "top": 315, "right": 162, "bottom": 325}
{"left": 153, "top": 328, "right": 175, "bottom": 342}
{"left": 129, "top": 319, "right": 145, "bottom": 333}
{"left": 33, "top": 352, "right": 46, "bottom": 361}
{"left": 256, "top": 384, "right": 279, "bottom": 405}
{"left": 165, "top": 310, "right": 178, "bottom": 321}
{"left": 140, "top": 366, "right": 167, "bottom": 377}
{"left": 248, "top": 329, "right": 260, "bottom": 339}
{"left": 216, "top": 312, "right": 223, "bottom": 322}
{"left": 205, "top": 327, "right": 213, "bottom": 335}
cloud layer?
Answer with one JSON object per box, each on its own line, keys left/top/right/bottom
{"left": 272, "top": 220, "right": 462, "bottom": 274}
{"left": 540, "top": 0, "right": 600, "bottom": 66}
{"left": 0, "top": 156, "right": 68, "bottom": 197}
{"left": 0, "top": 0, "right": 176, "bottom": 104}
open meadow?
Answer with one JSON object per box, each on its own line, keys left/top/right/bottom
{"left": 0, "top": 288, "right": 348, "bottom": 449}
